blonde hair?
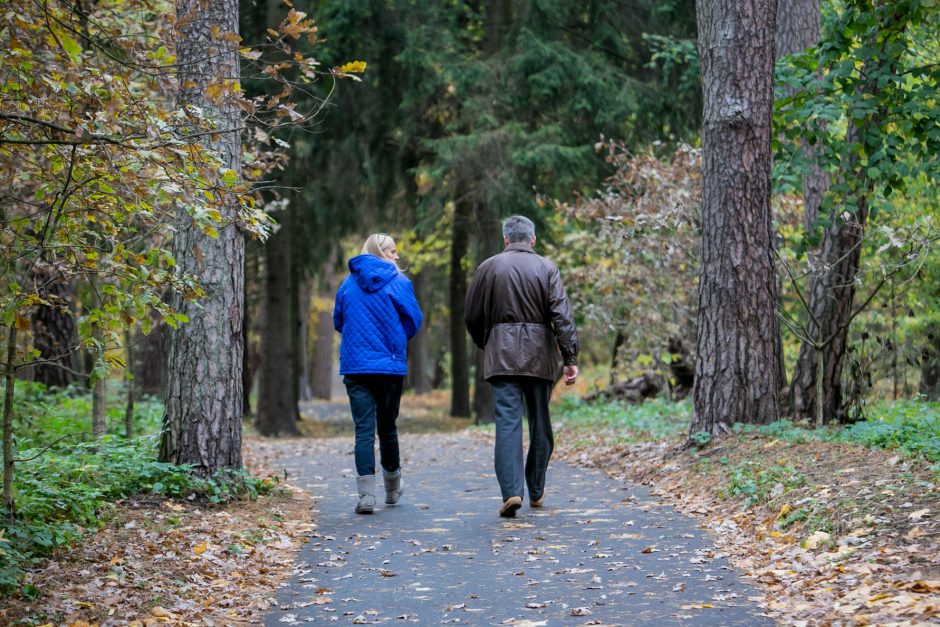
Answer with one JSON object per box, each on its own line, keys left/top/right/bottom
{"left": 362, "top": 233, "right": 398, "bottom": 267}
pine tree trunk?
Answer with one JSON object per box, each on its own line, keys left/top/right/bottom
{"left": 160, "top": 0, "right": 245, "bottom": 473}
{"left": 408, "top": 270, "right": 432, "bottom": 394}
{"left": 256, "top": 211, "right": 300, "bottom": 435}
{"left": 471, "top": 201, "right": 501, "bottom": 424}
{"left": 31, "top": 274, "right": 78, "bottom": 388}
{"left": 310, "top": 283, "right": 335, "bottom": 400}
{"left": 449, "top": 194, "right": 472, "bottom": 418}
{"left": 690, "top": 0, "right": 780, "bottom": 436}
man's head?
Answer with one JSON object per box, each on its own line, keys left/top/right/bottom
{"left": 502, "top": 215, "right": 536, "bottom": 247}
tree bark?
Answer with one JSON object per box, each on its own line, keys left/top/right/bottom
{"left": 920, "top": 324, "right": 940, "bottom": 401}
{"left": 787, "top": 16, "right": 898, "bottom": 422}
{"left": 124, "top": 324, "right": 134, "bottom": 438}
{"left": 160, "top": 0, "right": 245, "bottom": 473}
{"left": 31, "top": 274, "right": 79, "bottom": 388}
{"left": 408, "top": 270, "right": 432, "bottom": 394}
{"left": 471, "top": 201, "right": 501, "bottom": 424}
{"left": 256, "top": 211, "right": 301, "bottom": 435}
{"left": 449, "top": 193, "right": 472, "bottom": 418}
{"left": 310, "top": 275, "right": 336, "bottom": 400}
{"left": 297, "top": 279, "right": 315, "bottom": 402}
{"left": 3, "top": 325, "right": 17, "bottom": 521}
{"left": 91, "top": 318, "right": 106, "bottom": 440}
{"left": 132, "top": 313, "right": 166, "bottom": 396}
{"left": 690, "top": 0, "right": 780, "bottom": 436}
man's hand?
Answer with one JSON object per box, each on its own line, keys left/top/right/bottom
{"left": 563, "top": 364, "right": 579, "bottom": 386}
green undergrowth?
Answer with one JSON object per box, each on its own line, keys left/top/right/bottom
{"left": 0, "top": 383, "right": 275, "bottom": 596}
{"left": 732, "top": 399, "right": 940, "bottom": 465}
{"left": 12, "top": 380, "right": 164, "bottom": 448}
{"left": 554, "top": 396, "right": 690, "bottom": 442}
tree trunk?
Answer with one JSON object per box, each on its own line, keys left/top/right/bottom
{"left": 124, "top": 324, "right": 134, "bottom": 438}
{"left": 690, "top": 0, "right": 780, "bottom": 436}
{"left": 256, "top": 211, "right": 301, "bottom": 435}
{"left": 3, "top": 325, "right": 17, "bottom": 521}
{"left": 310, "top": 281, "right": 335, "bottom": 400}
{"left": 297, "top": 280, "right": 314, "bottom": 402}
{"left": 133, "top": 313, "right": 166, "bottom": 397}
{"left": 786, "top": 20, "right": 897, "bottom": 422}
{"left": 788, "top": 175, "right": 869, "bottom": 422}
{"left": 408, "top": 270, "right": 432, "bottom": 394}
{"left": 449, "top": 193, "right": 472, "bottom": 418}
{"left": 471, "top": 201, "right": 501, "bottom": 424}
{"left": 160, "top": 0, "right": 245, "bottom": 473}
{"left": 31, "top": 274, "right": 79, "bottom": 388}
{"left": 91, "top": 307, "right": 106, "bottom": 440}
{"left": 776, "top": 0, "right": 829, "bottom": 235}
{"left": 920, "top": 324, "right": 940, "bottom": 401}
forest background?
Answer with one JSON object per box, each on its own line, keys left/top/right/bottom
{"left": 0, "top": 0, "right": 938, "bottom": 610}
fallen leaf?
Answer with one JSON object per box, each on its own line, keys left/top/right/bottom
{"left": 907, "top": 508, "right": 929, "bottom": 521}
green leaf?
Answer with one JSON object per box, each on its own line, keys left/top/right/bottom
{"left": 59, "top": 32, "right": 82, "bottom": 61}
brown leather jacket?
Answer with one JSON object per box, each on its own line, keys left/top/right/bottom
{"left": 464, "top": 242, "right": 579, "bottom": 381}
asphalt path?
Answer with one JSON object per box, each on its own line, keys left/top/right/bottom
{"left": 263, "top": 432, "right": 772, "bottom": 626}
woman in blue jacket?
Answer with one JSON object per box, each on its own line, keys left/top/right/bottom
{"left": 333, "top": 233, "right": 423, "bottom": 514}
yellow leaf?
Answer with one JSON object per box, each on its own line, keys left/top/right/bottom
{"left": 337, "top": 60, "right": 367, "bottom": 74}
{"left": 194, "top": 542, "right": 207, "bottom": 555}
{"left": 680, "top": 603, "right": 714, "bottom": 609}
{"left": 776, "top": 503, "right": 792, "bottom": 519}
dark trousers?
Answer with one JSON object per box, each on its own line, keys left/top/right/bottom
{"left": 490, "top": 376, "right": 554, "bottom": 502}
{"left": 343, "top": 374, "right": 404, "bottom": 476}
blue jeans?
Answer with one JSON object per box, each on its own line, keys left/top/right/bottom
{"left": 344, "top": 375, "right": 404, "bottom": 476}
{"left": 490, "top": 376, "right": 554, "bottom": 501}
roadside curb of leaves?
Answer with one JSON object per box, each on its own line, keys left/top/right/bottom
{"left": 551, "top": 432, "right": 940, "bottom": 626}
{"left": 1, "top": 439, "right": 316, "bottom": 626}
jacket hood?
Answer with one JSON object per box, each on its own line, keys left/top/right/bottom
{"left": 349, "top": 254, "right": 399, "bottom": 293}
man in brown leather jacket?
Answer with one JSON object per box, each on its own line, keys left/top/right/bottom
{"left": 464, "top": 215, "right": 579, "bottom": 517}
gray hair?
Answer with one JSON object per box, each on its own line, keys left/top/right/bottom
{"left": 502, "top": 215, "right": 536, "bottom": 243}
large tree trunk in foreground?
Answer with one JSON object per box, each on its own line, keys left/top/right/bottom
{"left": 449, "top": 194, "right": 472, "bottom": 418}
{"left": 256, "top": 211, "right": 301, "bottom": 435}
{"left": 160, "top": 0, "right": 244, "bottom": 473}
{"left": 690, "top": 0, "right": 780, "bottom": 436}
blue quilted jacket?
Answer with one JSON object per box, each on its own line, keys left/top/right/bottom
{"left": 333, "top": 254, "right": 423, "bottom": 376}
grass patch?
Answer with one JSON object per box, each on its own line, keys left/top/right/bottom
{"left": 11, "top": 380, "right": 163, "bottom": 448}
{"left": 554, "top": 396, "right": 689, "bottom": 441}
{"left": 733, "top": 399, "right": 940, "bottom": 465}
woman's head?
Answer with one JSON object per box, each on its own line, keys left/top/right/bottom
{"left": 362, "top": 233, "right": 400, "bottom": 265}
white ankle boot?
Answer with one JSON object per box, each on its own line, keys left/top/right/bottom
{"left": 383, "top": 468, "right": 404, "bottom": 505}
{"left": 355, "top": 475, "right": 376, "bottom": 514}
